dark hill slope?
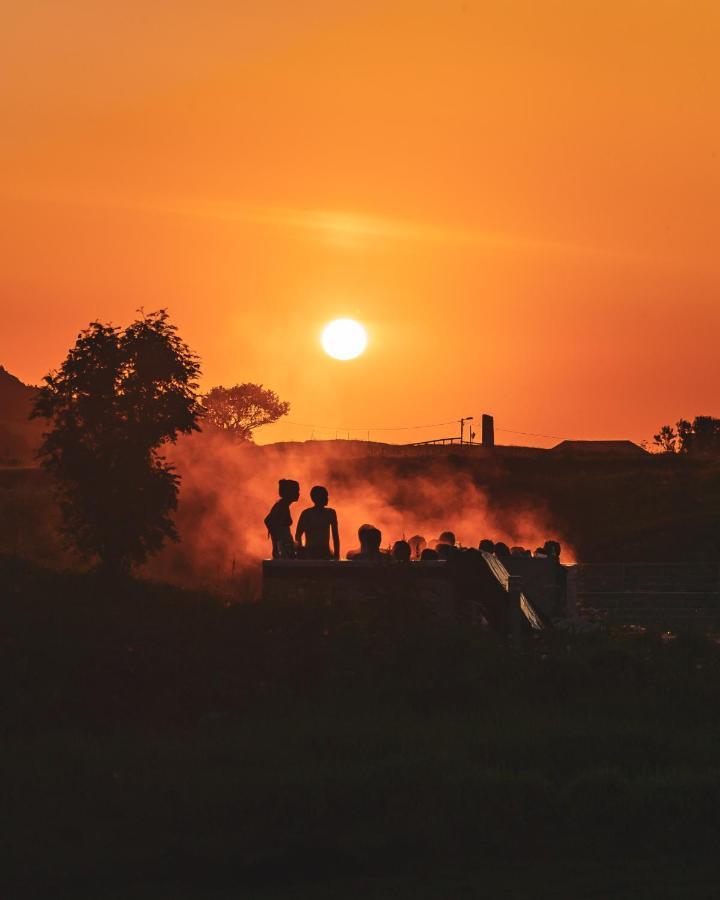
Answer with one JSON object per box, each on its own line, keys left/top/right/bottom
{"left": 0, "top": 366, "right": 38, "bottom": 421}
{"left": 0, "top": 367, "right": 43, "bottom": 464}
{"left": 319, "top": 451, "right": 720, "bottom": 563}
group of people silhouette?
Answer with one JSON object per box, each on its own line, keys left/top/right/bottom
{"left": 264, "top": 479, "right": 562, "bottom": 563}
{"left": 264, "top": 479, "right": 336, "bottom": 559}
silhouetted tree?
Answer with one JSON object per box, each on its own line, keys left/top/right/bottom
{"left": 652, "top": 424, "right": 678, "bottom": 454}
{"left": 651, "top": 417, "right": 720, "bottom": 456}
{"left": 32, "top": 310, "right": 201, "bottom": 574}
{"left": 201, "top": 383, "right": 289, "bottom": 441}
{"left": 675, "top": 417, "right": 720, "bottom": 455}
{"left": 676, "top": 418, "right": 693, "bottom": 454}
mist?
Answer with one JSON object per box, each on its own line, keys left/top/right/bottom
{"left": 146, "top": 431, "right": 571, "bottom": 595}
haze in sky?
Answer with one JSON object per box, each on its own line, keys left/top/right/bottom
{"left": 2, "top": 0, "right": 719, "bottom": 445}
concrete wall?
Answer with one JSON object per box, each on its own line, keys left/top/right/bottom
{"left": 262, "top": 559, "right": 456, "bottom": 618}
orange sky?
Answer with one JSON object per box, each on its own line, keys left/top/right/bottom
{"left": 2, "top": 1, "right": 719, "bottom": 446}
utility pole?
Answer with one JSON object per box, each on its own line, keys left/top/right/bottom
{"left": 459, "top": 416, "right": 473, "bottom": 445}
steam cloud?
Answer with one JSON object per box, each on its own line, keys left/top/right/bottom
{"left": 146, "top": 432, "right": 571, "bottom": 596}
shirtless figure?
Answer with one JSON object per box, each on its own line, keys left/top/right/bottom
{"left": 264, "top": 478, "right": 300, "bottom": 558}
{"left": 295, "top": 485, "right": 340, "bottom": 560}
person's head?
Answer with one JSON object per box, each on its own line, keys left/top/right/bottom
{"left": 358, "top": 524, "right": 382, "bottom": 552}
{"left": 392, "top": 540, "right": 411, "bottom": 562}
{"left": 407, "top": 535, "right": 427, "bottom": 559}
{"left": 511, "top": 546, "right": 525, "bottom": 557}
{"left": 420, "top": 548, "right": 439, "bottom": 560}
{"left": 494, "top": 541, "right": 510, "bottom": 557}
{"left": 278, "top": 479, "right": 300, "bottom": 502}
{"left": 543, "top": 539, "right": 561, "bottom": 559}
{"left": 534, "top": 547, "right": 546, "bottom": 556}
{"left": 310, "top": 485, "right": 329, "bottom": 507}
{"left": 479, "top": 539, "right": 495, "bottom": 553}
{"left": 438, "top": 531, "right": 456, "bottom": 546}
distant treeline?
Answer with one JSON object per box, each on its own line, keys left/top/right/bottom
{"left": 651, "top": 416, "right": 720, "bottom": 455}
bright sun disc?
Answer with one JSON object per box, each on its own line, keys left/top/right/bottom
{"left": 321, "top": 318, "right": 367, "bottom": 360}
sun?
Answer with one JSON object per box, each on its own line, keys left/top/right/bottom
{"left": 321, "top": 318, "right": 367, "bottom": 360}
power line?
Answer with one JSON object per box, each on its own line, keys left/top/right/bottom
{"left": 285, "top": 418, "right": 570, "bottom": 442}
{"left": 496, "top": 427, "right": 566, "bottom": 440}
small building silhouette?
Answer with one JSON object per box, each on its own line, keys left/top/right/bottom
{"left": 481, "top": 413, "right": 494, "bottom": 447}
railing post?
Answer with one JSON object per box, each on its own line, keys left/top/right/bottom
{"left": 565, "top": 565, "right": 578, "bottom": 617}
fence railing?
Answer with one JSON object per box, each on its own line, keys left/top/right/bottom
{"left": 575, "top": 561, "right": 720, "bottom": 630}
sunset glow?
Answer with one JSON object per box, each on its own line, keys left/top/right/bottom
{"left": 2, "top": 2, "right": 719, "bottom": 445}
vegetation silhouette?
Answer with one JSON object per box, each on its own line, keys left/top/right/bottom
{"left": 653, "top": 423, "right": 678, "bottom": 454}
{"left": 202, "top": 382, "right": 289, "bottom": 441}
{"left": 31, "top": 310, "right": 201, "bottom": 574}
{"left": 4, "top": 554, "right": 720, "bottom": 896}
{"left": 653, "top": 415, "right": 720, "bottom": 455}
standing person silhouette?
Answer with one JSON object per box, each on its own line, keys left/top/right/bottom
{"left": 295, "top": 485, "right": 340, "bottom": 560}
{"left": 264, "top": 479, "right": 300, "bottom": 558}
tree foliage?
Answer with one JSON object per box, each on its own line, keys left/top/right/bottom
{"left": 677, "top": 416, "right": 720, "bottom": 455}
{"left": 652, "top": 416, "right": 720, "bottom": 456}
{"left": 652, "top": 424, "right": 678, "bottom": 454}
{"left": 32, "top": 310, "right": 201, "bottom": 573}
{"left": 201, "top": 383, "right": 289, "bottom": 441}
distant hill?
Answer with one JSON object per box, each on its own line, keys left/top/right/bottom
{"left": 0, "top": 366, "right": 43, "bottom": 464}
{"left": 0, "top": 366, "right": 39, "bottom": 421}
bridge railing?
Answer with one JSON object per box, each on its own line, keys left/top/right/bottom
{"left": 480, "top": 551, "right": 550, "bottom": 633}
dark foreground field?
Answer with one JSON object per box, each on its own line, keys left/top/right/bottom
{"left": 2, "top": 555, "right": 720, "bottom": 898}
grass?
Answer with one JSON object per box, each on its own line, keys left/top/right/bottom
{"left": 2, "top": 555, "right": 720, "bottom": 897}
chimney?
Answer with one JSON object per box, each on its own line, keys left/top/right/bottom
{"left": 481, "top": 414, "right": 495, "bottom": 447}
